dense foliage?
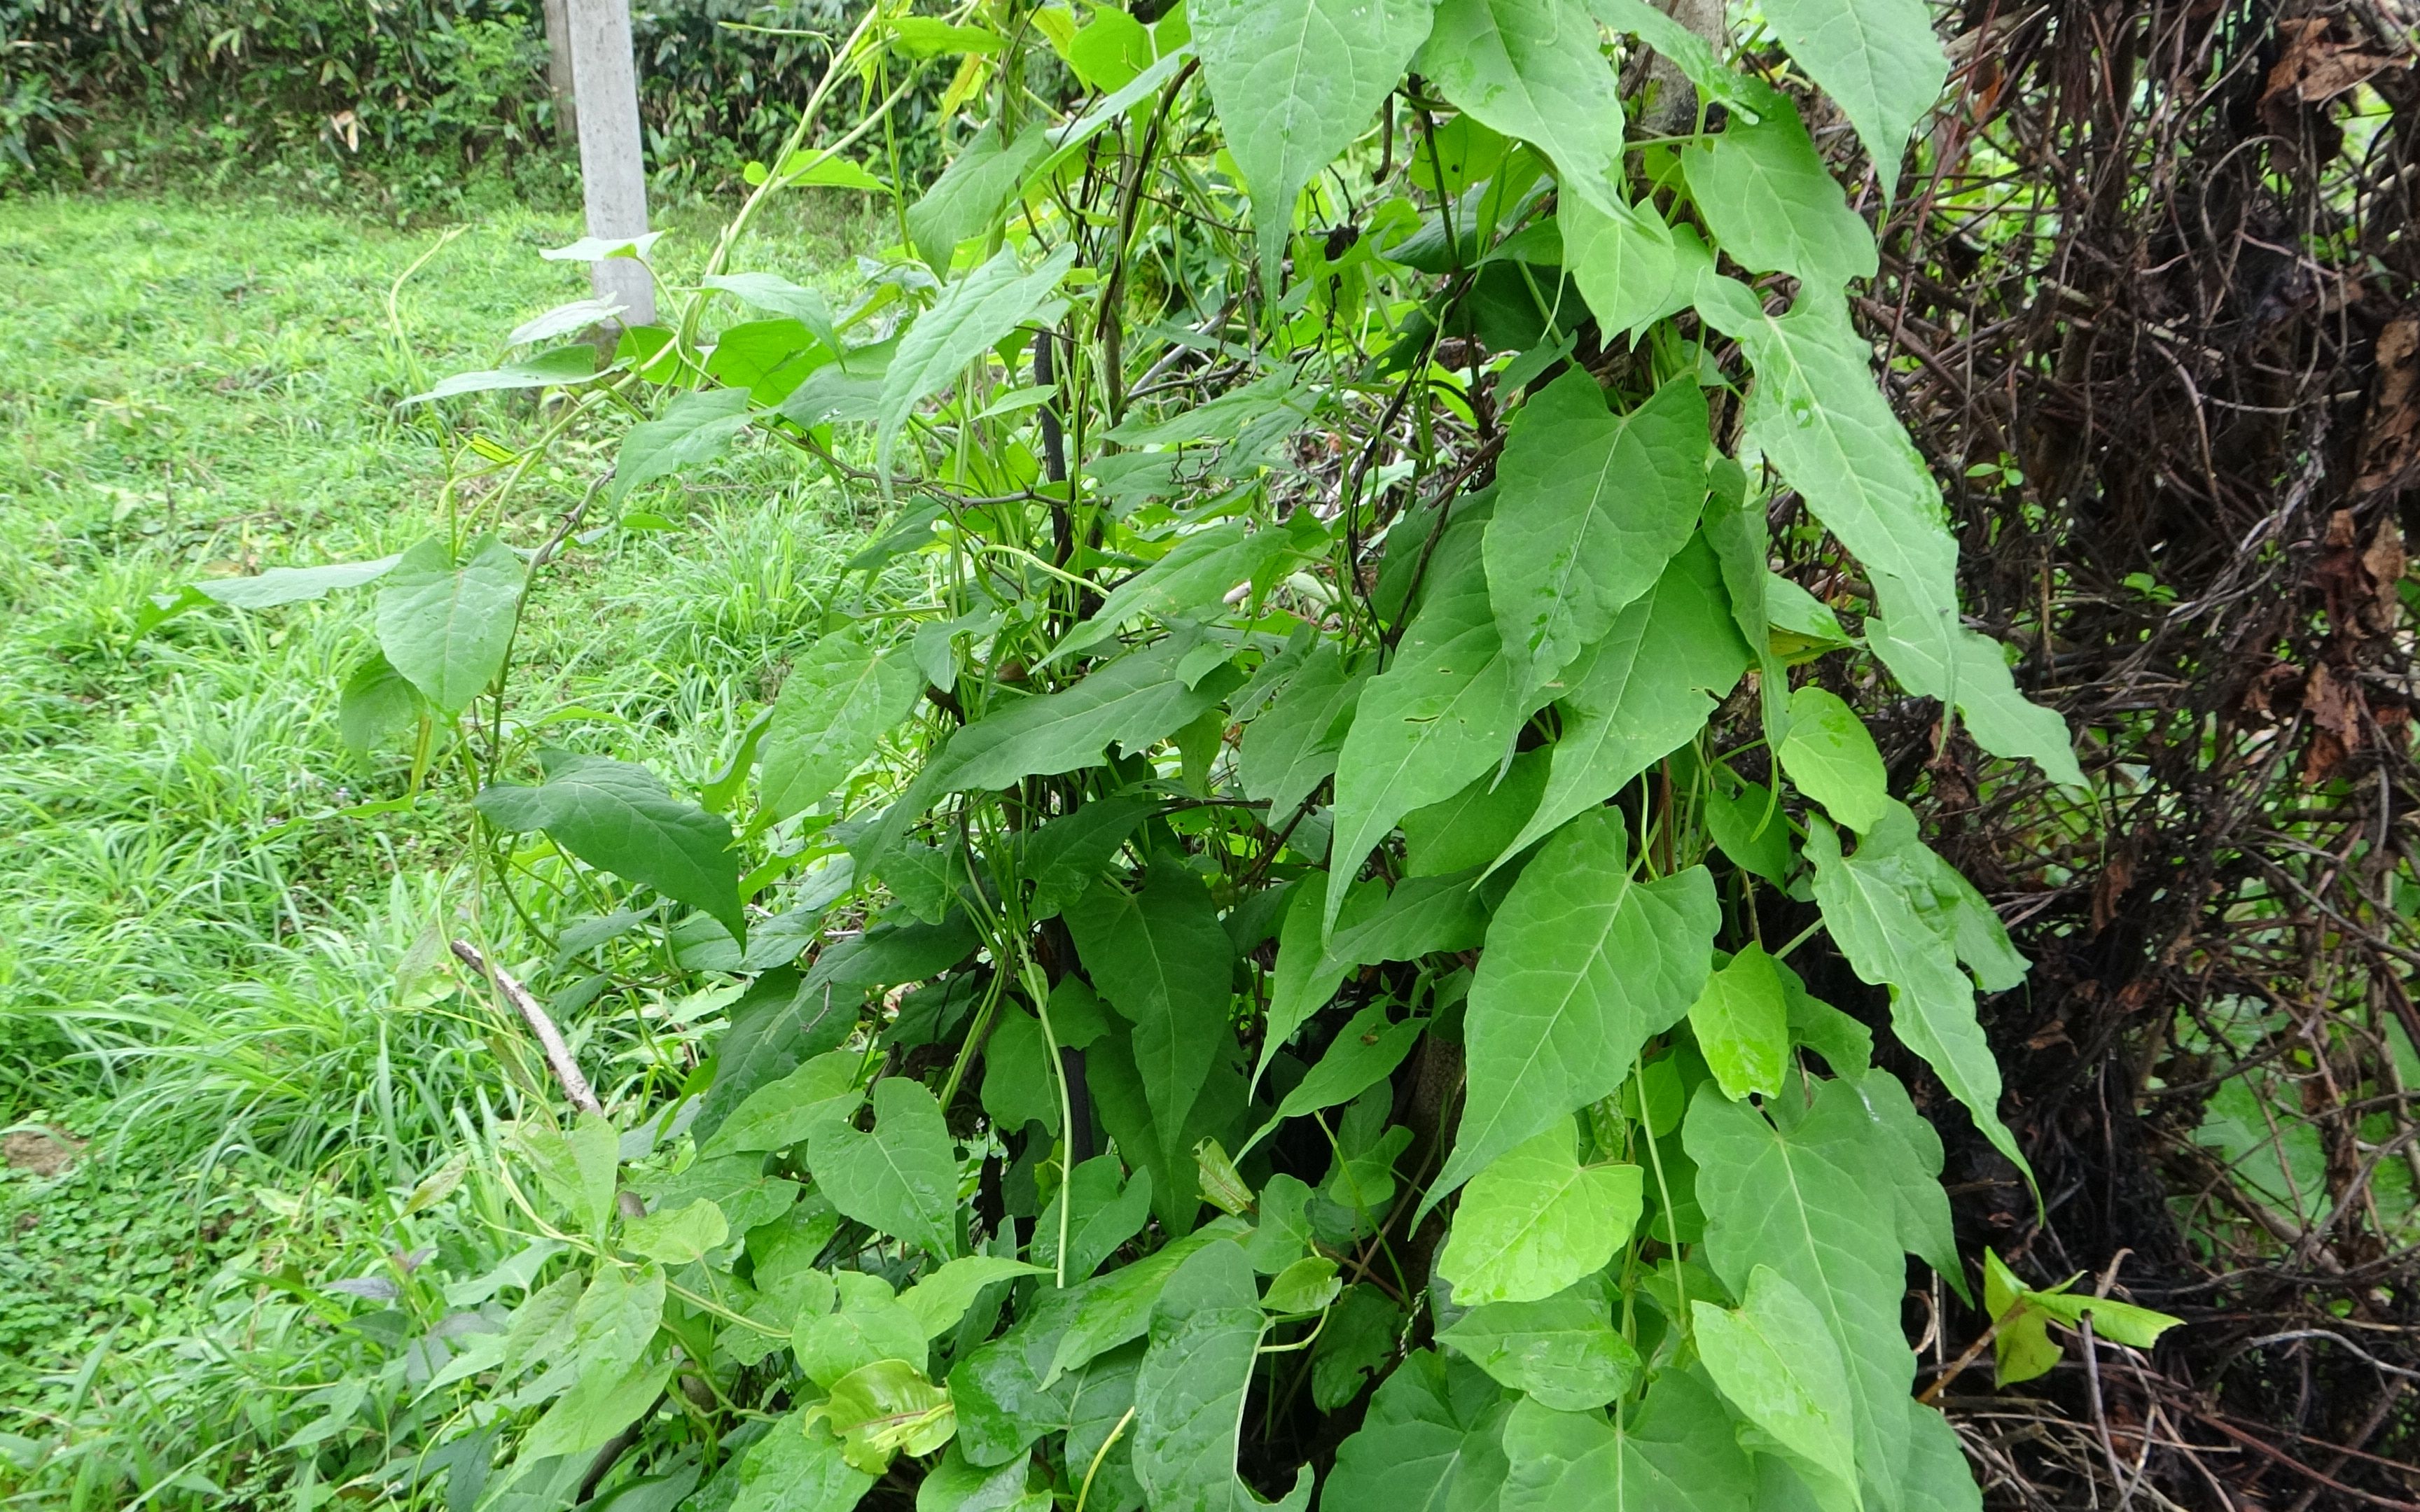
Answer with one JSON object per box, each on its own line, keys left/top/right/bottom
{"left": 0, "top": 0, "right": 884, "bottom": 192}
{"left": 144, "top": 0, "right": 2231, "bottom": 1505}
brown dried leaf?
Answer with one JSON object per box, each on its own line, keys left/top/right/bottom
{"left": 2356, "top": 316, "right": 2419, "bottom": 494}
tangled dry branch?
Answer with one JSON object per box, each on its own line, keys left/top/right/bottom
{"left": 1811, "top": 0, "right": 2420, "bottom": 1502}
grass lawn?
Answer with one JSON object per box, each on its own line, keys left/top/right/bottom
{"left": 0, "top": 188, "right": 879, "bottom": 1504}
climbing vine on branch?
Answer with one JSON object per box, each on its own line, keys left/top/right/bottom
{"left": 199, "top": 0, "right": 2180, "bottom": 1504}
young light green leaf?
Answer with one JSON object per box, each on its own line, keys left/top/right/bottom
{"left": 1132, "top": 1242, "right": 1315, "bottom": 1512}
{"left": 805, "top": 1077, "right": 961, "bottom": 1257}
{"left": 402, "top": 343, "right": 599, "bottom": 404}
{"left": 1685, "top": 1084, "right": 1914, "bottom": 1511}
{"left": 375, "top": 534, "right": 524, "bottom": 715}
{"left": 620, "top": 1197, "right": 730, "bottom": 1266}
{"left": 1758, "top": 0, "right": 1948, "bottom": 176}
{"left": 905, "top": 123, "right": 1051, "bottom": 274}
{"left": 796, "top": 1279, "right": 926, "bottom": 1389}
{"left": 1419, "top": 0, "right": 1627, "bottom": 217}
{"left": 1561, "top": 193, "right": 1695, "bottom": 340}
{"left": 1484, "top": 374, "right": 1710, "bottom": 683}
{"left": 902, "top": 1256, "right": 1050, "bottom": 1339}
{"left": 1191, "top": 0, "right": 1437, "bottom": 274}
{"left": 1066, "top": 864, "right": 1235, "bottom": 1156}
{"left": 1325, "top": 1349, "right": 1513, "bottom": 1512}
{"left": 1064, "top": 6, "right": 1153, "bottom": 90}
{"left": 1683, "top": 97, "right": 1879, "bottom": 293}
{"left": 817, "top": 1357, "right": 957, "bottom": 1474}
{"left": 1778, "top": 685, "right": 1889, "bottom": 833}
{"left": 1438, "top": 1116, "right": 1642, "bottom": 1305}
{"left": 198, "top": 554, "right": 402, "bottom": 608}
{"left": 1500, "top": 1368, "right": 1756, "bottom": 1512}
{"left": 475, "top": 751, "right": 745, "bottom": 944}
{"left": 522, "top": 1353, "right": 672, "bottom": 1463}
{"left": 1689, "top": 944, "right": 1790, "bottom": 1101}
{"left": 1437, "top": 810, "right": 1718, "bottom": 1200}
{"left": 1263, "top": 1255, "right": 1342, "bottom": 1315}
{"left": 1328, "top": 524, "right": 1527, "bottom": 932}
{"left": 1982, "top": 1250, "right": 2181, "bottom": 1388}
{"left": 611, "top": 388, "right": 753, "bottom": 505}
{"left": 1693, "top": 1268, "right": 1862, "bottom": 1510}
{"left": 1438, "top": 1283, "right": 1642, "bottom": 1410}
{"left": 1805, "top": 815, "right": 2024, "bottom": 1172}
{"left": 878, "top": 242, "right": 1078, "bottom": 479}
{"left": 760, "top": 630, "right": 924, "bottom": 820}
{"left": 513, "top": 1112, "right": 622, "bottom": 1233}
{"left": 1981, "top": 1251, "right": 2064, "bottom": 1388}
{"left": 1489, "top": 538, "right": 1751, "bottom": 870}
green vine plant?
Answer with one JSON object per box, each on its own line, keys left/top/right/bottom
{"left": 188, "top": 0, "right": 2187, "bottom": 1506}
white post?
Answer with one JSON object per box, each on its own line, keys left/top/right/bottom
{"left": 567, "top": 0, "right": 655, "bottom": 326}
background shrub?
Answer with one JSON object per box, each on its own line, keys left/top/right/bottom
{"left": 0, "top": 0, "right": 900, "bottom": 202}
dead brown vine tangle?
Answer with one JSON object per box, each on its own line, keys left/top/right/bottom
{"left": 1809, "top": 0, "right": 2420, "bottom": 1502}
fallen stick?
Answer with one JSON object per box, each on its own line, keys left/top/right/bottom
{"left": 452, "top": 939, "right": 604, "bottom": 1116}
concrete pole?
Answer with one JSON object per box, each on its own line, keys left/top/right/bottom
{"left": 567, "top": 0, "right": 655, "bottom": 326}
